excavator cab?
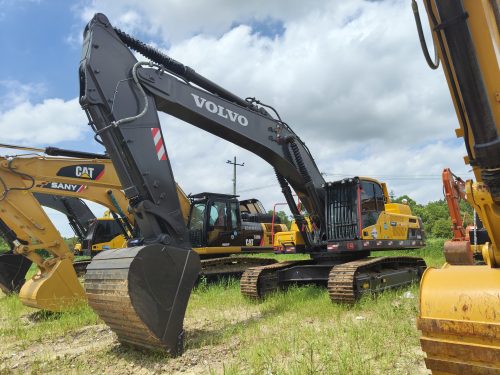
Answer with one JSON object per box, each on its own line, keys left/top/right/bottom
{"left": 80, "top": 217, "right": 128, "bottom": 256}
{"left": 325, "top": 177, "right": 425, "bottom": 251}
{"left": 187, "top": 193, "right": 277, "bottom": 251}
{"left": 187, "top": 193, "right": 239, "bottom": 248}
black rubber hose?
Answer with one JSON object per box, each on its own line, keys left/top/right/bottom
{"left": 114, "top": 27, "right": 251, "bottom": 109}
{"left": 412, "top": 0, "right": 440, "bottom": 70}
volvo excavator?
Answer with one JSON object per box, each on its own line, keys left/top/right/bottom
{"left": 78, "top": 14, "right": 426, "bottom": 354}
{"left": 413, "top": 0, "right": 500, "bottom": 373}
{"left": 0, "top": 193, "right": 95, "bottom": 294}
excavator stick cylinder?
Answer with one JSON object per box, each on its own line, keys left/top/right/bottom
{"left": 0, "top": 251, "right": 32, "bottom": 294}
{"left": 418, "top": 265, "right": 500, "bottom": 374}
{"left": 84, "top": 244, "right": 200, "bottom": 355}
{"left": 19, "top": 258, "right": 86, "bottom": 311}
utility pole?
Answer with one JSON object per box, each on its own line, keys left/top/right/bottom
{"left": 226, "top": 156, "right": 244, "bottom": 195}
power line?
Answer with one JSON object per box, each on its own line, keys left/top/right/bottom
{"left": 321, "top": 172, "right": 473, "bottom": 181}
{"left": 238, "top": 183, "right": 276, "bottom": 193}
{"left": 238, "top": 171, "right": 475, "bottom": 193}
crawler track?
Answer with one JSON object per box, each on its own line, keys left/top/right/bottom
{"left": 240, "top": 260, "right": 309, "bottom": 298}
{"left": 327, "top": 256, "right": 427, "bottom": 304}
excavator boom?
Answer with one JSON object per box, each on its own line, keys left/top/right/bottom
{"left": 415, "top": 1, "right": 500, "bottom": 373}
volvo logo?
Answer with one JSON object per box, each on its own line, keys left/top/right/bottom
{"left": 191, "top": 93, "right": 248, "bottom": 126}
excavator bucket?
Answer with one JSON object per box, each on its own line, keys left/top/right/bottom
{"left": 84, "top": 244, "right": 200, "bottom": 355}
{"left": 418, "top": 265, "right": 500, "bottom": 374}
{"left": 0, "top": 251, "right": 32, "bottom": 294}
{"left": 19, "top": 258, "right": 86, "bottom": 311}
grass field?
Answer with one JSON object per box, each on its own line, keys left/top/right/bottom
{"left": 0, "top": 239, "right": 446, "bottom": 374}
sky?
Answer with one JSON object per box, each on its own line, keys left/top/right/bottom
{"left": 0, "top": 0, "right": 474, "bottom": 236}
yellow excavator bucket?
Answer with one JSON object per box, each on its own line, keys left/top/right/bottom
{"left": 418, "top": 265, "right": 500, "bottom": 374}
{"left": 19, "top": 258, "right": 86, "bottom": 311}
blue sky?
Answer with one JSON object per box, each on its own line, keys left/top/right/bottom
{"left": 0, "top": 1, "right": 80, "bottom": 100}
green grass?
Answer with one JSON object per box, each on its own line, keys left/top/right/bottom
{"left": 0, "top": 295, "right": 98, "bottom": 346}
{"left": 184, "top": 280, "right": 425, "bottom": 374}
{"left": 0, "top": 240, "right": 447, "bottom": 373}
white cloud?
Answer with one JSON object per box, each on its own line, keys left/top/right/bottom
{"left": 0, "top": 82, "right": 88, "bottom": 145}
{"left": 80, "top": 0, "right": 328, "bottom": 42}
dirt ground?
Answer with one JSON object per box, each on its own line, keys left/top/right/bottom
{"left": 0, "top": 307, "right": 258, "bottom": 374}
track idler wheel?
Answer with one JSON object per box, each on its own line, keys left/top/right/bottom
{"left": 0, "top": 251, "right": 32, "bottom": 294}
{"left": 85, "top": 244, "right": 201, "bottom": 355}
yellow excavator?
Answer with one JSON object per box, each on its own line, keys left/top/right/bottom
{"left": 413, "top": 0, "right": 500, "bottom": 373}
{"left": 0, "top": 167, "right": 86, "bottom": 310}
{"left": 0, "top": 193, "right": 95, "bottom": 294}
{"left": 0, "top": 148, "right": 288, "bottom": 311}
{"left": 273, "top": 177, "right": 423, "bottom": 254}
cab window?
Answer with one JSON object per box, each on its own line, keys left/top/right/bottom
{"left": 360, "top": 181, "right": 384, "bottom": 227}
{"left": 229, "top": 202, "right": 239, "bottom": 230}
{"left": 188, "top": 202, "right": 206, "bottom": 231}
{"left": 92, "top": 220, "right": 122, "bottom": 244}
{"left": 209, "top": 201, "right": 227, "bottom": 228}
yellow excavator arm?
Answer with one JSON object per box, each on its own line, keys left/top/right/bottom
{"left": 1, "top": 154, "right": 190, "bottom": 225}
{"left": 0, "top": 153, "right": 195, "bottom": 310}
{"left": 414, "top": 1, "right": 500, "bottom": 373}
{"left": 0, "top": 168, "right": 85, "bottom": 310}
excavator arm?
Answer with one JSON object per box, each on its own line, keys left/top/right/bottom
{"left": 80, "top": 14, "right": 326, "bottom": 250}
{"left": 0, "top": 193, "right": 95, "bottom": 294}
{"left": 33, "top": 193, "right": 96, "bottom": 242}
{"left": 0, "top": 167, "right": 85, "bottom": 309}
{"left": 414, "top": 1, "right": 500, "bottom": 373}
{"left": 441, "top": 168, "right": 475, "bottom": 265}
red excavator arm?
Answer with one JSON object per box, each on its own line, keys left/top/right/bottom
{"left": 441, "top": 168, "right": 473, "bottom": 264}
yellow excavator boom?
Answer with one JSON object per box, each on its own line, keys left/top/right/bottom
{"left": 415, "top": 0, "right": 500, "bottom": 373}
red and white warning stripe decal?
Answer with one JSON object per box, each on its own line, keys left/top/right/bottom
{"left": 151, "top": 128, "right": 167, "bottom": 161}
